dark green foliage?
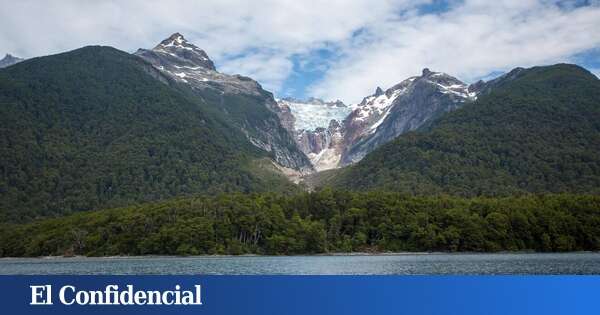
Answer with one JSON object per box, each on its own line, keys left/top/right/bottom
{"left": 1, "top": 191, "right": 599, "bottom": 257}
{"left": 0, "top": 46, "right": 297, "bottom": 222}
{"left": 326, "top": 64, "right": 600, "bottom": 195}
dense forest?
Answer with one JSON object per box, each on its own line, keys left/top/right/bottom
{"left": 2, "top": 47, "right": 600, "bottom": 258}
{"left": 1, "top": 191, "right": 599, "bottom": 257}
{"left": 0, "top": 46, "right": 298, "bottom": 222}
{"left": 324, "top": 64, "right": 600, "bottom": 195}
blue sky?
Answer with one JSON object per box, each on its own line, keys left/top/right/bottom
{"left": 572, "top": 48, "right": 600, "bottom": 72}
{"left": 277, "top": 0, "right": 459, "bottom": 100}
{"left": 1, "top": 0, "right": 600, "bottom": 103}
{"left": 279, "top": 49, "right": 335, "bottom": 100}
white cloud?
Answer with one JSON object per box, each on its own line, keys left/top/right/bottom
{"left": 1, "top": 0, "right": 599, "bottom": 103}
{"left": 0, "top": 0, "right": 421, "bottom": 95}
{"left": 218, "top": 50, "right": 293, "bottom": 92}
{"left": 309, "top": 0, "right": 600, "bottom": 102}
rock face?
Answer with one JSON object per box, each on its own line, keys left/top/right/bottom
{"left": 341, "top": 69, "right": 477, "bottom": 164}
{"left": 273, "top": 100, "right": 296, "bottom": 134}
{"left": 0, "top": 54, "right": 24, "bottom": 68}
{"left": 323, "top": 64, "right": 600, "bottom": 195}
{"left": 296, "top": 120, "right": 346, "bottom": 171}
{"left": 135, "top": 33, "right": 313, "bottom": 173}
{"left": 282, "top": 69, "right": 478, "bottom": 171}
{"left": 134, "top": 36, "right": 480, "bottom": 174}
{"left": 276, "top": 98, "right": 350, "bottom": 171}
{"left": 468, "top": 67, "right": 525, "bottom": 96}
{"left": 135, "top": 33, "right": 268, "bottom": 96}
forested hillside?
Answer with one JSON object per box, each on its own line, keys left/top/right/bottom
{"left": 1, "top": 191, "right": 599, "bottom": 256}
{"left": 0, "top": 46, "right": 297, "bottom": 222}
{"left": 324, "top": 64, "right": 600, "bottom": 195}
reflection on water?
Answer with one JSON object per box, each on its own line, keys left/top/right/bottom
{"left": 1, "top": 253, "right": 599, "bottom": 275}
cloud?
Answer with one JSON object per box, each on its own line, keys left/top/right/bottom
{"left": 1, "top": 0, "right": 599, "bottom": 103}
{"left": 0, "top": 0, "right": 421, "bottom": 95}
{"left": 218, "top": 50, "right": 293, "bottom": 92}
{"left": 309, "top": 0, "right": 600, "bottom": 102}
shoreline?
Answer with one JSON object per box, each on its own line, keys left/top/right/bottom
{"left": 1, "top": 251, "right": 598, "bottom": 260}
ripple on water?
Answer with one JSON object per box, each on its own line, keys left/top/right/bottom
{"left": 1, "top": 253, "right": 600, "bottom": 275}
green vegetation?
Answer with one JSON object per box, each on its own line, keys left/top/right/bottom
{"left": 1, "top": 51, "right": 599, "bottom": 258}
{"left": 1, "top": 191, "right": 599, "bottom": 257}
{"left": 325, "top": 64, "right": 600, "bottom": 195}
{"left": 0, "top": 46, "right": 298, "bottom": 222}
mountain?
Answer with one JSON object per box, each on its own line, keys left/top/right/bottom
{"left": 277, "top": 97, "right": 349, "bottom": 131}
{"left": 0, "top": 45, "right": 298, "bottom": 222}
{"left": 0, "top": 54, "right": 24, "bottom": 68}
{"left": 285, "top": 69, "right": 476, "bottom": 171}
{"left": 340, "top": 68, "right": 476, "bottom": 165}
{"left": 296, "top": 120, "right": 346, "bottom": 171}
{"left": 135, "top": 33, "right": 312, "bottom": 173}
{"left": 323, "top": 64, "right": 600, "bottom": 195}
{"left": 276, "top": 97, "right": 350, "bottom": 171}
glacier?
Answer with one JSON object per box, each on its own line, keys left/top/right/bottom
{"left": 277, "top": 98, "right": 351, "bottom": 131}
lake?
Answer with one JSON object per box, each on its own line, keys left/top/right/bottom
{"left": 1, "top": 253, "right": 600, "bottom": 275}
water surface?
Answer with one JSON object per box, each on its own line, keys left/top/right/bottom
{"left": 1, "top": 253, "right": 599, "bottom": 275}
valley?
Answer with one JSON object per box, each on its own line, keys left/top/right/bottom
{"left": 1, "top": 33, "right": 600, "bottom": 257}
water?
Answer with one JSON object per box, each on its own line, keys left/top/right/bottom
{"left": 1, "top": 253, "right": 600, "bottom": 275}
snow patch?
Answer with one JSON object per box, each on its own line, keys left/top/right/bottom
{"left": 281, "top": 100, "right": 351, "bottom": 131}
{"left": 350, "top": 86, "right": 406, "bottom": 129}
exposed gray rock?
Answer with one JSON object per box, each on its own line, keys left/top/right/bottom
{"left": 135, "top": 33, "right": 313, "bottom": 173}
{"left": 0, "top": 54, "right": 24, "bottom": 68}
{"left": 341, "top": 69, "right": 476, "bottom": 165}
{"left": 288, "top": 69, "right": 479, "bottom": 170}
{"left": 296, "top": 119, "right": 345, "bottom": 171}
{"left": 468, "top": 67, "right": 525, "bottom": 96}
{"left": 279, "top": 69, "right": 477, "bottom": 171}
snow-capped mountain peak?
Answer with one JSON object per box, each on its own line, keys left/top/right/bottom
{"left": 0, "top": 53, "right": 24, "bottom": 68}
{"left": 143, "top": 33, "right": 216, "bottom": 71}
{"left": 156, "top": 32, "right": 186, "bottom": 47}
{"left": 350, "top": 75, "right": 416, "bottom": 128}
{"left": 154, "top": 32, "right": 205, "bottom": 55}
{"left": 340, "top": 68, "right": 477, "bottom": 165}
{"left": 135, "top": 33, "right": 313, "bottom": 173}
{"left": 135, "top": 33, "right": 265, "bottom": 95}
{"left": 418, "top": 68, "right": 476, "bottom": 99}
{"left": 156, "top": 32, "right": 185, "bottom": 47}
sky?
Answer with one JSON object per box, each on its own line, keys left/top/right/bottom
{"left": 1, "top": 0, "right": 600, "bottom": 103}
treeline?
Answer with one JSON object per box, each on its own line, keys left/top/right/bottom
{"left": 1, "top": 191, "right": 599, "bottom": 257}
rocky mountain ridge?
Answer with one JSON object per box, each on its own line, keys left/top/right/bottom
{"left": 283, "top": 68, "right": 479, "bottom": 171}
{"left": 135, "top": 33, "right": 313, "bottom": 173}
{"left": 341, "top": 68, "right": 477, "bottom": 165}
{"left": 0, "top": 54, "right": 24, "bottom": 68}
{"left": 322, "top": 64, "right": 600, "bottom": 195}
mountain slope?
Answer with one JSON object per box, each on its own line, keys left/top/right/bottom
{"left": 0, "top": 54, "right": 24, "bottom": 68}
{"left": 0, "top": 46, "right": 297, "bottom": 222}
{"left": 135, "top": 33, "right": 312, "bottom": 173}
{"left": 284, "top": 69, "right": 477, "bottom": 171}
{"left": 324, "top": 64, "right": 600, "bottom": 195}
{"left": 277, "top": 97, "right": 349, "bottom": 131}
{"left": 341, "top": 69, "right": 476, "bottom": 165}
{"left": 275, "top": 97, "right": 350, "bottom": 171}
